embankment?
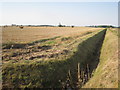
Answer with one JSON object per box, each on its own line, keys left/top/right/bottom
{"left": 83, "top": 29, "right": 118, "bottom": 88}
{"left": 2, "top": 29, "right": 107, "bottom": 88}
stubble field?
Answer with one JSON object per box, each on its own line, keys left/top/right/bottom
{"left": 2, "top": 26, "right": 102, "bottom": 43}
{"left": 2, "top": 26, "right": 118, "bottom": 89}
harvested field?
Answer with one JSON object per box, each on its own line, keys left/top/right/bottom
{"left": 2, "top": 26, "right": 102, "bottom": 43}
{"left": 2, "top": 27, "right": 102, "bottom": 64}
{"left": 2, "top": 27, "right": 118, "bottom": 89}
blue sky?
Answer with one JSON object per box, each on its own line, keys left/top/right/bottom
{"left": 0, "top": 2, "right": 118, "bottom": 26}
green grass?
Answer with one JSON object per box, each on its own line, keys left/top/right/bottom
{"left": 44, "top": 41, "right": 56, "bottom": 45}
{"left": 30, "top": 36, "right": 60, "bottom": 45}
{"left": 2, "top": 36, "right": 60, "bottom": 49}
{"left": 83, "top": 29, "right": 118, "bottom": 88}
{"left": 61, "top": 37, "right": 72, "bottom": 41}
{"left": 2, "top": 29, "right": 106, "bottom": 88}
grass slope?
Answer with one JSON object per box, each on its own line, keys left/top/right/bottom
{"left": 2, "top": 29, "right": 106, "bottom": 88}
{"left": 83, "top": 29, "right": 118, "bottom": 88}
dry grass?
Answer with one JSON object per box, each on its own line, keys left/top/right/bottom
{"left": 2, "top": 27, "right": 118, "bottom": 88}
{"left": 83, "top": 28, "right": 118, "bottom": 88}
{"left": 2, "top": 27, "right": 102, "bottom": 64}
{"left": 2, "top": 29, "right": 106, "bottom": 88}
{"left": 2, "top": 26, "right": 102, "bottom": 43}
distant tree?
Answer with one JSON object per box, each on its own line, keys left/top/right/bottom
{"left": 96, "top": 25, "right": 115, "bottom": 28}
{"left": 12, "top": 24, "right": 16, "bottom": 26}
{"left": 28, "top": 25, "right": 31, "bottom": 27}
{"left": 58, "top": 23, "right": 63, "bottom": 27}
{"left": 71, "top": 26, "right": 74, "bottom": 28}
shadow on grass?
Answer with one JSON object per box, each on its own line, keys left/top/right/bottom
{"left": 2, "top": 29, "right": 107, "bottom": 89}
{"left": 2, "top": 36, "right": 60, "bottom": 49}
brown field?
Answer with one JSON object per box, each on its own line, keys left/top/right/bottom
{"left": 2, "top": 27, "right": 118, "bottom": 88}
{"left": 2, "top": 26, "right": 102, "bottom": 43}
{"left": 2, "top": 26, "right": 103, "bottom": 63}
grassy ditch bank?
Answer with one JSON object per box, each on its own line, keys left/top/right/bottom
{"left": 2, "top": 29, "right": 106, "bottom": 89}
{"left": 83, "top": 28, "right": 118, "bottom": 88}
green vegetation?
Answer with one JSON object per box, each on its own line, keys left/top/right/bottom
{"left": 2, "top": 36, "right": 60, "bottom": 49}
{"left": 83, "top": 29, "right": 118, "bottom": 88}
{"left": 44, "top": 41, "right": 56, "bottom": 45}
{"left": 31, "top": 36, "right": 60, "bottom": 45}
{"left": 89, "top": 25, "right": 116, "bottom": 28}
{"left": 2, "top": 41, "right": 16, "bottom": 49}
{"left": 3, "top": 29, "right": 106, "bottom": 88}
{"left": 61, "top": 37, "right": 72, "bottom": 41}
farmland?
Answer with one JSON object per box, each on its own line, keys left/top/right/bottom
{"left": 2, "top": 26, "right": 101, "bottom": 43}
{"left": 2, "top": 26, "right": 118, "bottom": 89}
{"left": 2, "top": 26, "right": 102, "bottom": 63}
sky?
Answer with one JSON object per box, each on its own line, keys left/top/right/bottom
{"left": 0, "top": 2, "right": 118, "bottom": 26}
